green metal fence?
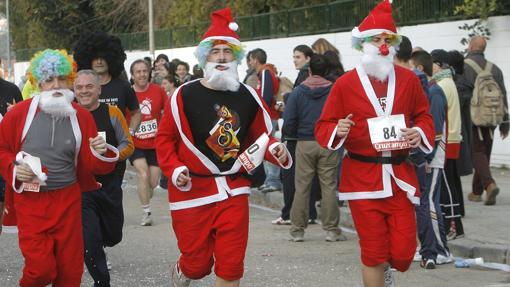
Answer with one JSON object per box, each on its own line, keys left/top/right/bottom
{"left": 14, "top": 0, "right": 510, "bottom": 60}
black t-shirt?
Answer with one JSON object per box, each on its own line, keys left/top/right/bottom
{"left": 90, "top": 103, "right": 126, "bottom": 183}
{"left": 100, "top": 78, "right": 139, "bottom": 116}
{"left": 0, "top": 78, "right": 23, "bottom": 116}
{"left": 182, "top": 81, "right": 259, "bottom": 172}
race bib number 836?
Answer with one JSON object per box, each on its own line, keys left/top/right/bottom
{"left": 367, "top": 114, "right": 410, "bottom": 152}
{"left": 136, "top": 119, "right": 158, "bottom": 139}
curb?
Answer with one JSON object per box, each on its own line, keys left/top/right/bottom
{"left": 249, "top": 188, "right": 510, "bottom": 264}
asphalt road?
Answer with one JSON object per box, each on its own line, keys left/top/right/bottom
{"left": 1, "top": 170, "right": 510, "bottom": 286}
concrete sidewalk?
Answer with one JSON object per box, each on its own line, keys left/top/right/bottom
{"left": 250, "top": 168, "right": 510, "bottom": 264}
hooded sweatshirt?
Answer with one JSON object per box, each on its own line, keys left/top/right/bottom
{"left": 283, "top": 75, "right": 332, "bottom": 140}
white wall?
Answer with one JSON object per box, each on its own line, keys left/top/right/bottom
{"left": 13, "top": 15, "right": 510, "bottom": 166}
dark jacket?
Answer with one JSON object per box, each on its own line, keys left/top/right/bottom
{"left": 283, "top": 76, "right": 332, "bottom": 141}
{"left": 453, "top": 72, "right": 474, "bottom": 175}
{"left": 0, "top": 78, "right": 23, "bottom": 116}
{"left": 293, "top": 65, "right": 309, "bottom": 88}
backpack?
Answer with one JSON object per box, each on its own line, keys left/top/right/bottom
{"left": 465, "top": 59, "right": 506, "bottom": 127}
{"left": 260, "top": 64, "right": 293, "bottom": 103}
{"left": 276, "top": 75, "right": 293, "bottom": 103}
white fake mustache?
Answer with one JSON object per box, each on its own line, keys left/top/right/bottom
{"left": 39, "top": 89, "right": 76, "bottom": 117}
{"left": 204, "top": 61, "right": 240, "bottom": 92}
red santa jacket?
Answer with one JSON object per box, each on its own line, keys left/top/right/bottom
{"left": 155, "top": 80, "right": 291, "bottom": 210}
{"left": 315, "top": 65, "right": 434, "bottom": 204}
{"left": 0, "top": 95, "right": 119, "bottom": 232}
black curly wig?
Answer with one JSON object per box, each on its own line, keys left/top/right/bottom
{"left": 73, "top": 32, "right": 126, "bottom": 79}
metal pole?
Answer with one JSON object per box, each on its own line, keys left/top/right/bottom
{"left": 148, "top": 0, "right": 154, "bottom": 60}
{"left": 6, "top": 0, "right": 10, "bottom": 80}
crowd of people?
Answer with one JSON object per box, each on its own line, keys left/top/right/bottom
{"left": 0, "top": 1, "right": 508, "bottom": 287}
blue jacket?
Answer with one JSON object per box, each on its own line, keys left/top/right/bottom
{"left": 283, "top": 76, "right": 332, "bottom": 141}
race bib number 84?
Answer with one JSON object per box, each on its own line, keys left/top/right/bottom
{"left": 367, "top": 114, "right": 410, "bottom": 152}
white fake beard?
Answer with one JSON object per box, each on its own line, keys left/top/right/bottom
{"left": 38, "top": 89, "right": 76, "bottom": 118}
{"left": 204, "top": 61, "right": 240, "bottom": 92}
{"left": 361, "top": 42, "right": 396, "bottom": 82}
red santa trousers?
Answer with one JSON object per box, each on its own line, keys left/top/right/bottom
{"left": 170, "top": 194, "right": 249, "bottom": 281}
{"left": 13, "top": 183, "right": 83, "bottom": 287}
{"left": 348, "top": 185, "right": 416, "bottom": 272}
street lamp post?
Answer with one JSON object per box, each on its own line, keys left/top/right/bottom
{"left": 5, "top": 0, "right": 10, "bottom": 80}
{"left": 148, "top": 0, "right": 154, "bottom": 60}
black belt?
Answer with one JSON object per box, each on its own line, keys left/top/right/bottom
{"left": 189, "top": 172, "right": 251, "bottom": 181}
{"left": 347, "top": 152, "right": 408, "bottom": 165}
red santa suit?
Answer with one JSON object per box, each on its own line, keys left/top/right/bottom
{"left": 155, "top": 80, "right": 291, "bottom": 280}
{"left": 0, "top": 95, "right": 118, "bottom": 287}
{"left": 315, "top": 64, "right": 434, "bottom": 271}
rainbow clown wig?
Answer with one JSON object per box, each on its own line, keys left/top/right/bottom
{"left": 194, "top": 7, "right": 245, "bottom": 68}
{"left": 195, "top": 39, "right": 245, "bottom": 68}
{"left": 27, "top": 49, "right": 77, "bottom": 87}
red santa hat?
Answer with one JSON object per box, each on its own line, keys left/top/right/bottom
{"left": 352, "top": 0, "right": 397, "bottom": 38}
{"left": 200, "top": 7, "right": 241, "bottom": 46}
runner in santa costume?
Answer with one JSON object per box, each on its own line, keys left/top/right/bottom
{"left": 315, "top": 1, "right": 434, "bottom": 286}
{"left": 155, "top": 7, "right": 291, "bottom": 287}
{"left": 0, "top": 49, "right": 119, "bottom": 287}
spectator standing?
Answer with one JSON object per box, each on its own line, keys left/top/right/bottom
{"left": 286, "top": 54, "right": 345, "bottom": 242}
{"left": 410, "top": 50, "right": 452, "bottom": 269}
{"left": 249, "top": 48, "right": 282, "bottom": 193}
{"left": 431, "top": 49, "right": 465, "bottom": 240}
{"left": 292, "top": 45, "right": 313, "bottom": 87}
{"left": 448, "top": 50, "right": 473, "bottom": 179}
{"left": 323, "top": 50, "right": 345, "bottom": 82}
{"left": 464, "top": 36, "right": 508, "bottom": 205}
{"left": 243, "top": 51, "right": 259, "bottom": 89}
{"left": 312, "top": 38, "right": 340, "bottom": 56}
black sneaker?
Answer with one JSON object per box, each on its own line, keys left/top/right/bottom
{"left": 420, "top": 258, "right": 436, "bottom": 269}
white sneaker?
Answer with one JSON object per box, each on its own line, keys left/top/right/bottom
{"left": 271, "top": 217, "right": 291, "bottom": 225}
{"left": 413, "top": 250, "right": 422, "bottom": 262}
{"left": 141, "top": 213, "right": 153, "bottom": 226}
{"left": 104, "top": 249, "right": 112, "bottom": 270}
{"left": 436, "top": 253, "right": 454, "bottom": 265}
{"left": 384, "top": 265, "right": 394, "bottom": 287}
{"left": 325, "top": 231, "right": 347, "bottom": 242}
{"left": 171, "top": 263, "right": 191, "bottom": 287}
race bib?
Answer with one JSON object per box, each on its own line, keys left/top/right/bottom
{"left": 22, "top": 182, "right": 40, "bottom": 192}
{"left": 136, "top": 119, "right": 158, "bottom": 139}
{"left": 367, "top": 114, "right": 410, "bottom": 152}
{"left": 238, "top": 133, "right": 269, "bottom": 174}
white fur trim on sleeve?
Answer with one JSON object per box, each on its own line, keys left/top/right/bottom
{"left": 172, "top": 166, "right": 191, "bottom": 192}
{"left": 327, "top": 126, "right": 347, "bottom": 150}
{"left": 268, "top": 142, "right": 293, "bottom": 169}
{"left": 90, "top": 144, "right": 120, "bottom": 162}
{"left": 11, "top": 165, "right": 23, "bottom": 194}
{"left": 412, "top": 127, "right": 433, "bottom": 154}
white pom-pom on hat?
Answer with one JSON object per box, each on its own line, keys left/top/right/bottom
{"left": 389, "top": 0, "right": 393, "bottom": 3}
{"left": 229, "top": 22, "right": 238, "bottom": 31}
